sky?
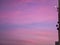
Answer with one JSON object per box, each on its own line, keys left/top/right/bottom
{"left": 0, "top": 0, "right": 58, "bottom": 45}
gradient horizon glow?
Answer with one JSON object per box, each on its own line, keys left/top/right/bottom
{"left": 0, "top": 0, "right": 58, "bottom": 45}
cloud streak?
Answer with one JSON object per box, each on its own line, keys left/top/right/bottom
{"left": 0, "top": 0, "right": 58, "bottom": 45}
{"left": 0, "top": 6, "right": 57, "bottom": 25}
{"left": 0, "top": 28, "right": 58, "bottom": 45}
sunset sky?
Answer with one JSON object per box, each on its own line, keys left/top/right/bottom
{"left": 0, "top": 0, "right": 58, "bottom": 45}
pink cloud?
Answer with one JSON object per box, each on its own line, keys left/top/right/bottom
{"left": 0, "top": 28, "right": 58, "bottom": 41}
{"left": 0, "top": 28, "right": 58, "bottom": 45}
{"left": 0, "top": 6, "right": 58, "bottom": 25}
{"left": 0, "top": 0, "right": 58, "bottom": 45}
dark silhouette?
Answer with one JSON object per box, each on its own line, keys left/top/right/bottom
{"left": 55, "top": 0, "right": 60, "bottom": 45}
